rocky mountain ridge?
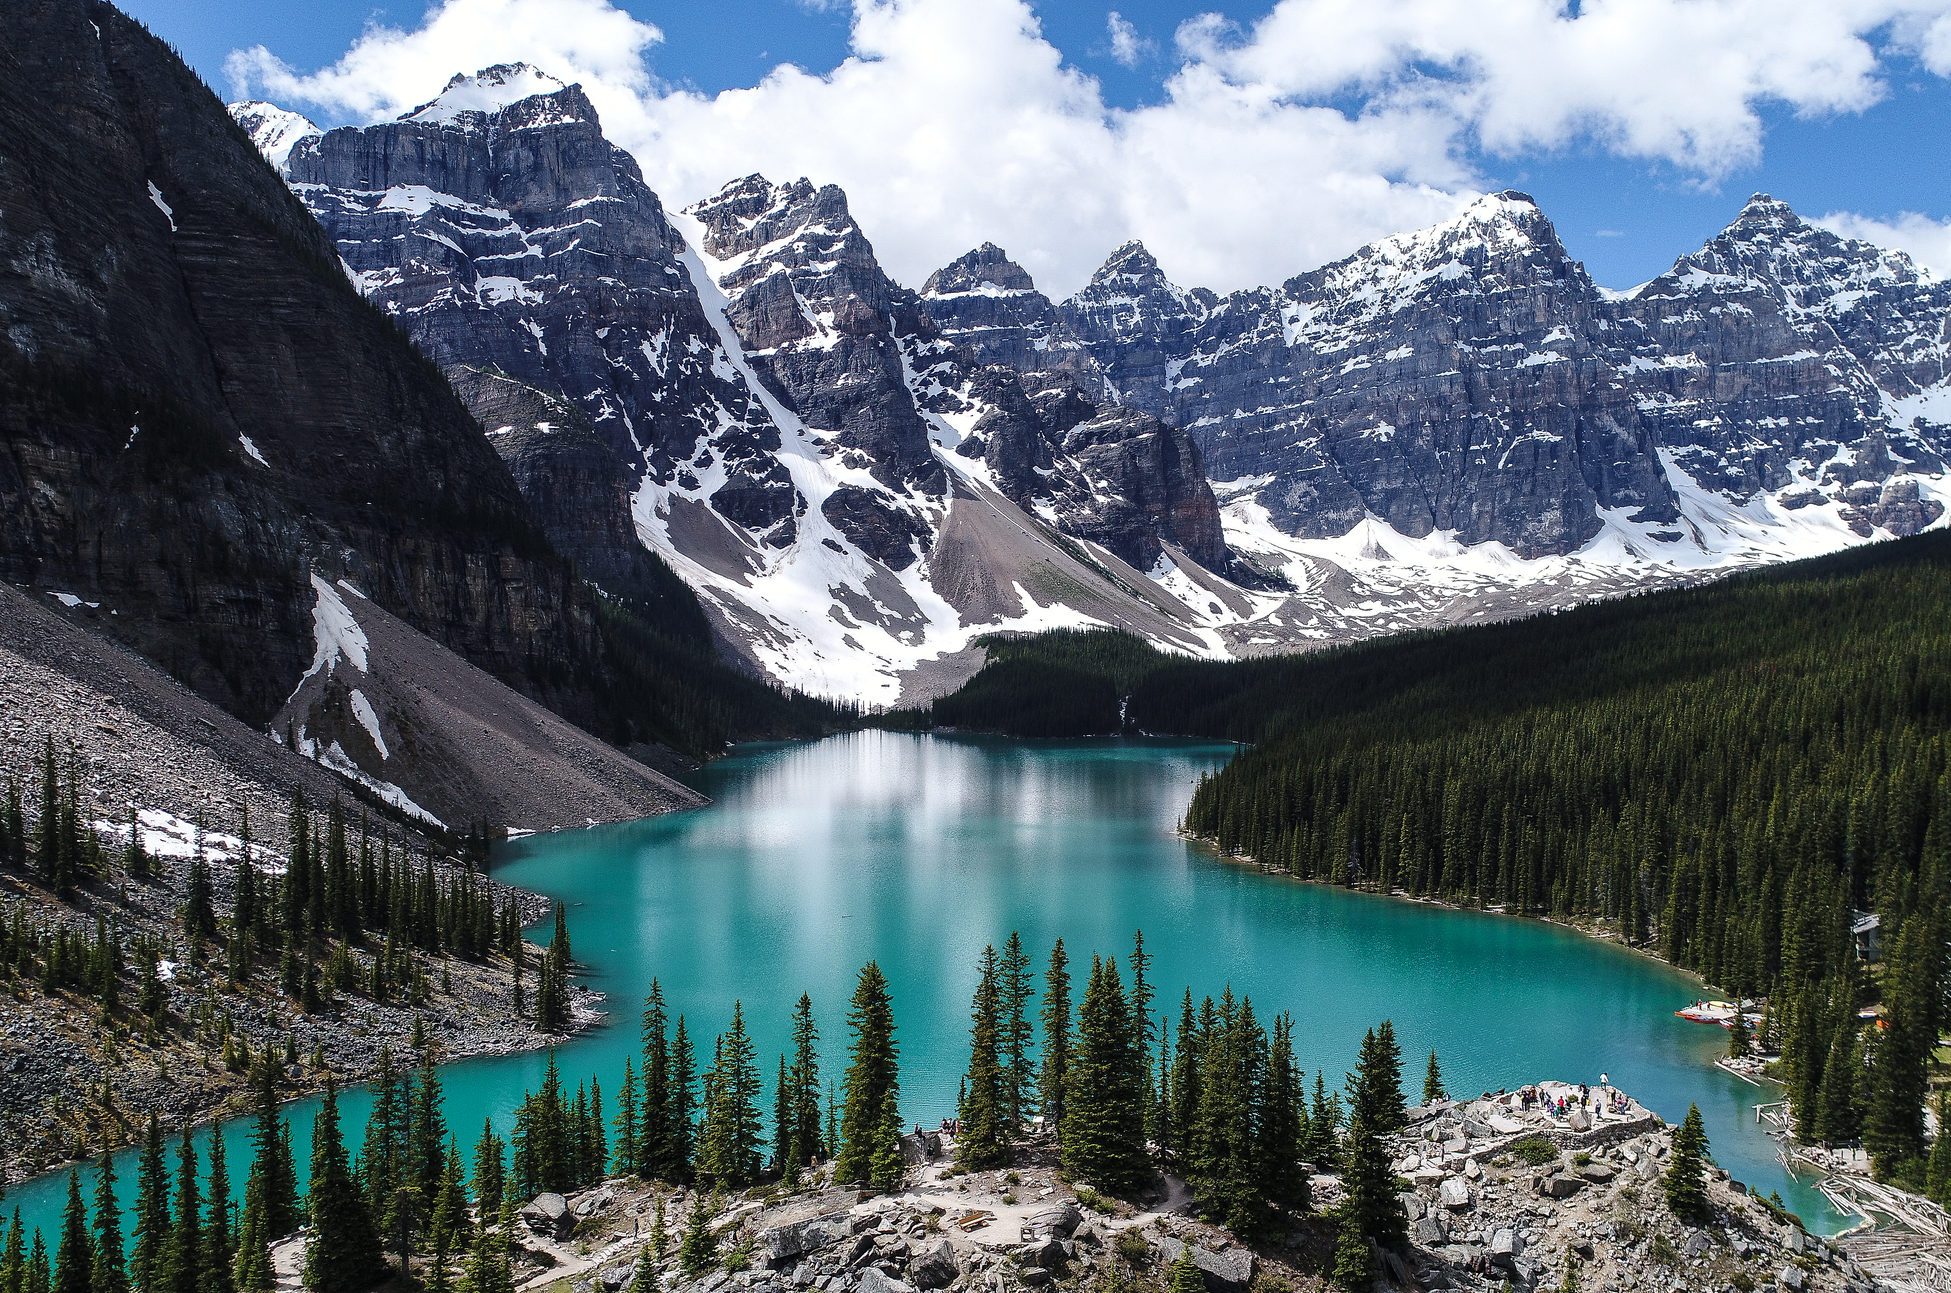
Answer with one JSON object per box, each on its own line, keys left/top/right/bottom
{"left": 0, "top": 0, "right": 758, "bottom": 831}
{"left": 1009, "top": 190, "right": 1949, "bottom": 563}
{"left": 247, "top": 71, "right": 1251, "bottom": 701}
{"left": 235, "top": 71, "right": 1951, "bottom": 703}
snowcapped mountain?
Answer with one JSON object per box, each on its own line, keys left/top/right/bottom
{"left": 233, "top": 67, "right": 1950, "bottom": 703}
{"left": 1, "top": 3, "right": 720, "bottom": 831}
{"left": 1036, "top": 189, "right": 1950, "bottom": 590}
{"left": 247, "top": 75, "right": 1250, "bottom": 701}
{"left": 230, "top": 99, "right": 318, "bottom": 170}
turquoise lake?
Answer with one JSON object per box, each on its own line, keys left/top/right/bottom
{"left": 4, "top": 732, "right": 1838, "bottom": 1238}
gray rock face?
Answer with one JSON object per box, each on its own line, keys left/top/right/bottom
{"left": 955, "top": 371, "right": 1228, "bottom": 573}
{"left": 274, "top": 67, "right": 800, "bottom": 589}
{"left": 921, "top": 244, "right": 1102, "bottom": 385}
{"left": 685, "top": 174, "right": 944, "bottom": 566}
{"left": 1623, "top": 194, "right": 1950, "bottom": 532}
{"left": 1061, "top": 194, "right": 1679, "bottom": 556}
{"left": 0, "top": 3, "right": 630, "bottom": 742}
{"left": 905, "top": 1239, "right": 958, "bottom": 1290}
{"left": 520, "top": 1192, "right": 573, "bottom": 1238}
{"left": 1147, "top": 1237, "right": 1254, "bottom": 1293}
{"left": 1049, "top": 191, "right": 1951, "bottom": 556}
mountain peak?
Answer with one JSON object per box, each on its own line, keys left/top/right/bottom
{"left": 227, "top": 100, "right": 320, "bottom": 171}
{"left": 923, "top": 243, "right": 1036, "bottom": 297}
{"left": 1089, "top": 239, "right": 1168, "bottom": 286}
{"left": 1449, "top": 189, "right": 1556, "bottom": 240}
{"left": 1728, "top": 192, "right": 1806, "bottom": 232}
{"left": 404, "top": 64, "right": 572, "bottom": 125}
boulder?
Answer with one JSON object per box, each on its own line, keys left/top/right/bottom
{"left": 1021, "top": 1205, "right": 1081, "bottom": 1241}
{"left": 1575, "top": 1162, "right": 1616, "bottom": 1183}
{"left": 856, "top": 1269, "right": 914, "bottom": 1293}
{"left": 1541, "top": 1174, "right": 1585, "bottom": 1199}
{"left": 1149, "top": 1238, "right": 1254, "bottom": 1293}
{"left": 757, "top": 1206, "right": 856, "bottom": 1267}
{"left": 1778, "top": 1267, "right": 1806, "bottom": 1291}
{"left": 1489, "top": 1228, "right": 1523, "bottom": 1259}
{"left": 520, "top": 1193, "right": 573, "bottom": 1239}
{"left": 908, "top": 1240, "right": 959, "bottom": 1290}
{"left": 1438, "top": 1178, "right": 1472, "bottom": 1210}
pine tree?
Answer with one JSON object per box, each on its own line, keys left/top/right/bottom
{"left": 698, "top": 1004, "right": 763, "bottom": 1188}
{"left": 1421, "top": 1051, "right": 1447, "bottom": 1105}
{"left": 673, "top": 1018, "right": 700, "bottom": 1182}
{"left": 677, "top": 1199, "right": 716, "bottom": 1279}
{"left": 614, "top": 1059, "right": 639, "bottom": 1177}
{"left": 787, "top": 994, "right": 822, "bottom": 1175}
{"left": 999, "top": 933, "right": 1035, "bottom": 1132}
{"left": 1368, "top": 1022, "right": 1407, "bottom": 1134}
{"left": 31, "top": 1229, "right": 53, "bottom": 1293}
{"left": 1332, "top": 1099, "right": 1404, "bottom": 1290}
{"left": 1060, "top": 957, "right": 1150, "bottom": 1198}
{"left": 1726, "top": 1012, "right": 1752, "bottom": 1060}
{"left": 456, "top": 1204, "right": 513, "bottom": 1293}
{"left": 1165, "top": 1247, "right": 1203, "bottom": 1293}
{"left": 771, "top": 1058, "right": 792, "bottom": 1180}
{"left": 471, "top": 1122, "right": 506, "bottom": 1222}
{"left": 303, "top": 1088, "right": 386, "bottom": 1293}
{"left": 55, "top": 1173, "right": 92, "bottom": 1293}
{"left": 231, "top": 1173, "right": 271, "bottom": 1293}
{"left": 203, "top": 1134, "right": 234, "bottom": 1293}
{"left": 411, "top": 1046, "right": 449, "bottom": 1200}
{"left": 426, "top": 1145, "right": 469, "bottom": 1293}
{"left": 92, "top": 1153, "right": 127, "bottom": 1293}
{"left": 1925, "top": 1092, "right": 1951, "bottom": 1207}
{"left": 242, "top": 1052, "right": 298, "bottom": 1242}
{"left": 4, "top": 1209, "right": 28, "bottom": 1293}
{"left": 1865, "top": 914, "right": 1943, "bottom": 1175}
{"left": 1039, "top": 941, "right": 1071, "bottom": 1141}
{"left": 638, "top": 983, "right": 672, "bottom": 1179}
{"left": 958, "top": 945, "right": 1010, "bottom": 1169}
{"left": 1814, "top": 1020, "right": 1863, "bottom": 1146}
{"left": 1664, "top": 1104, "right": 1711, "bottom": 1224}
{"left": 1306, "top": 1071, "right": 1342, "bottom": 1169}
{"left": 162, "top": 1131, "right": 200, "bottom": 1293}
{"left": 1259, "top": 1014, "right": 1310, "bottom": 1216}
{"left": 834, "top": 963, "right": 902, "bottom": 1193}
{"left": 131, "top": 1117, "right": 170, "bottom": 1293}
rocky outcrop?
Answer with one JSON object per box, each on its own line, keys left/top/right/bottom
{"left": 280, "top": 66, "right": 800, "bottom": 587}
{"left": 524, "top": 1086, "right": 1869, "bottom": 1293}
{"left": 687, "top": 175, "right": 945, "bottom": 499}
{"left": 920, "top": 244, "right": 1101, "bottom": 386}
{"left": 0, "top": 0, "right": 683, "bottom": 770}
{"left": 956, "top": 370, "right": 1228, "bottom": 573}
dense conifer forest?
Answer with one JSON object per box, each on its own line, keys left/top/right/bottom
{"left": 0, "top": 930, "right": 1418, "bottom": 1293}
{"left": 899, "top": 533, "right": 1951, "bottom": 1193}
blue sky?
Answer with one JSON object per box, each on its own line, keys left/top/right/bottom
{"left": 134, "top": 0, "right": 1951, "bottom": 296}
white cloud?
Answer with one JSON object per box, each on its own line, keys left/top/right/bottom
{"left": 226, "top": 0, "right": 1951, "bottom": 298}
{"left": 1815, "top": 210, "right": 1951, "bottom": 277}
{"left": 1198, "top": 0, "right": 1951, "bottom": 176}
{"left": 1105, "top": 11, "right": 1150, "bottom": 68}
{"left": 223, "top": 0, "right": 663, "bottom": 125}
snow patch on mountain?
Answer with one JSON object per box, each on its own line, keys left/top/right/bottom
{"left": 228, "top": 100, "right": 319, "bottom": 170}
{"left": 406, "top": 64, "right": 567, "bottom": 125}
